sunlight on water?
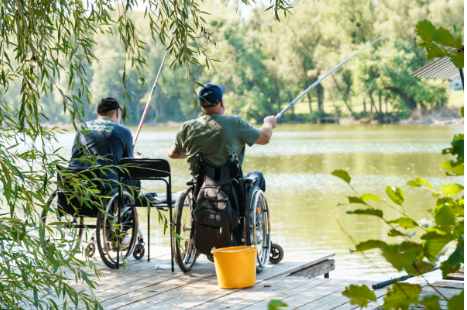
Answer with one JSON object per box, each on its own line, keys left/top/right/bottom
{"left": 43, "top": 124, "right": 466, "bottom": 280}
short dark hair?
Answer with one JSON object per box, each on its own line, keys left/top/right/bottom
{"left": 98, "top": 109, "right": 118, "bottom": 117}
{"left": 97, "top": 97, "right": 120, "bottom": 114}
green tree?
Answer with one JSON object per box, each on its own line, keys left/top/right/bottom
{"left": 0, "top": 0, "right": 290, "bottom": 308}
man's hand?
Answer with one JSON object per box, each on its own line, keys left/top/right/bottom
{"left": 167, "top": 146, "right": 187, "bottom": 159}
{"left": 255, "top": 115, "right": 277, "bottom": 145}
{"left": 264, "top": 116, "right": 277, "bottom": 129}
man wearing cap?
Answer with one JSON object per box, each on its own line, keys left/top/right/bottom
{"left": 69, "top": 97, "right": 137, "bottom": 191}
{"left": 167, "top": 83, "right": 277, "bottom": 191}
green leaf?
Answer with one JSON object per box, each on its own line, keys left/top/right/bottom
{"left": 440, "top": 160, "right": 464, "bottom": 176}
{"left": 424, "top": 238, "right": 451, "bottom": 259}
{"left": 347, "top": 196, "right": 366, "bottom": 205}
{"left": 441, "top": 239, "right": 464, "bottom": 278}
{"left": 389, "top": 217, "right": 418, "bottom": 229}
{"left": 331, "top": 170, "right": 351, "bottom": 184}
{"left": 418, "top": 295, "right": 441, "bottom": 310}
{"left": 342, "top": 284, "right": 377, "bottom": 308}
{"left": 447, "top": 289, "right": 464, "bottom": 310}
{"left": 347, "top": 209, "right": 383, "bottom": 218}
{"left": 433, "top": 27, "right": 459, "bottom": 49}
{"left": 407, "top": 177, "right": 433, "bottom": 188}
{"left": 415, "top": 20, "right": 436, "bottom": 41}
{"left": 383, "top": 283, "right": 422, "bottom": 310}
{"left": 449, "top": 51, "right": 464, "bottom": 69}
{"left": 267, "top": 300, "right": 288, "bottom": 310}
{"left": 386, "top": 186, "right": 404, "bottom": 206}
{"left": 433, "top": 205, "right": 457, "bottom": 228}
{"left": 355, "top": 240, "right": 386, "bottom": 252}
{"left": 361, "top": 193, "right": 381, "bottom": 202}
{"left": 440, "top": 184, "right": 464, "bottom": 197}
{"left": 426, "top": 44, "right": 447, "bottom": 60}
{"left": 407, "top": 259, "right": 435, "bottom": 276}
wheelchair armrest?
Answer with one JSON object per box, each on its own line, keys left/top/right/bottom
{"left": 186, "top": 177, "right": 194, "bottom": 186}
{"left": 245, "top": 174, "right": 258, "bottom": 184}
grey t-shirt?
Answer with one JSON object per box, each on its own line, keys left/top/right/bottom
{"left": 172, "top": 114, "right": 261, "bottom": 174}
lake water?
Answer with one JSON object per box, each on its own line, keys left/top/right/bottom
{"left": 54, "top": 124, "right": 463, "bottom": 281}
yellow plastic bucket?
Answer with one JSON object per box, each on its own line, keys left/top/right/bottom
{"left": 212, "top": 246, "right": 256, "bottom": 289}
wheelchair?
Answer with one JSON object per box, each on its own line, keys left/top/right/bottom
{"left": 41, "top": 166, "right": 146, "bottom": 268}
{"left": 172, "top": 153, "right": 284, "bottom": 273}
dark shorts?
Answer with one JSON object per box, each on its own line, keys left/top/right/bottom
{"left": 246, "top": 171, "right": 266, "bottom": 192}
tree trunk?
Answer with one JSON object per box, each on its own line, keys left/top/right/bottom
{"left": 288, "top": 93, "right": 295, "bottom": 116}
{"left": 274, "top": 78, "right": 281, "bottom": 114}
{"left": 378, "top": 90, "right": 382, "bottom": 114}
{"left": 317, "top": 84, "right": 324, "bottom": 111}
{"left": 385, "top": 95, "right": 389, "bottom": 114}
{"left": 369, "top": 92, "right": 376, "bottom": 115}
{"left": 306, "top": 93, "right": 313, "bottom": 113}
{"left": 363, "top": 98, "right": 367, "bottom": 114}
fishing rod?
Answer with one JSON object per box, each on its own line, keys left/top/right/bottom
{"left": 133, "top": 32, "right": 176, "bottom": 146}
{"left": 372, "top": 267, "right": 440, "bottom": 290}
{"left": 275, "top": 33, "right": 392, "bottom": 120}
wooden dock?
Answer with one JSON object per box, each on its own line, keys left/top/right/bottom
{"left": 55, "top": 248, "right": 462, "bottom": 310}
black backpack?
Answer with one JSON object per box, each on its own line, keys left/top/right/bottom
{"left": 193, "top": 165, "right": 241, "bottom": 255}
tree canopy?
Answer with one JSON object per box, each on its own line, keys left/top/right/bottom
{"left": 2, "top": 0, "right": 463, "bottom": 125}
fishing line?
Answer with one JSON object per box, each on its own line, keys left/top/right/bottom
{"left": 133, "top": 31, "right": 176, "bottom": 146}
{"left": 285, "top": 64, "right": 385, "bottom": 174}
{"left": 275, "top": 33, "right": 392, "bottom": 120}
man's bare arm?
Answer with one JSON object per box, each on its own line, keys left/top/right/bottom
{"left": 167, "top": 146, "right": 187, "bottom": 159}
{"left": 255, "top": 116, "right": 277, "bottom": 145}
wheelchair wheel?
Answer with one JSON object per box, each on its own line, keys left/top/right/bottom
{"left": 244, "top": 186, "right": 271, "bottom": 273}
{"left": 133, "top": 243, "right": 145, "bottom": 260}
{"left": 269, "top": 243, "right": 284, "bottom": 264}
{"left": 96, "top": 191, "right": 139, "bottom": 268}
{"left": 172, "top": 187, "right": 198, "bottom": 272}
{"left": 41, "top": 191, "right": 84, "bottom": 257}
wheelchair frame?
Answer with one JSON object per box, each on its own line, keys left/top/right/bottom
{"left": 172, "top": 153, "right": 283, "bottom": 273}
{"left": 42, "top": 159, "right": 175, "bottom": 270}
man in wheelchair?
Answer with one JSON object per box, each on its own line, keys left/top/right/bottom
{"left": 167, "top": 83, "right": 276, "bottom": 189}
{"left": 69, "top": 97, "right": 140, "bottom": 194}
{"left": 167, "top": 83, "right": 283, "bottom": 273}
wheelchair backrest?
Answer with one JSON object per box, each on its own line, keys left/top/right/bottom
{"left": 193, "top": 153, "right": 245, "bottom": 214}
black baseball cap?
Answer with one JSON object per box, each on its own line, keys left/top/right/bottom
{"left": 198, "top": 83, "right": 225, "bottom": 108}
{"left": 97, "top": 97, "right": 121, "bottom": 114}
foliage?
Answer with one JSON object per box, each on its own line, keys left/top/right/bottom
{"left": 2, "top": 0, "right": 463, "bottom": 124}
{"left": 267, "top": 300, "right": 288, "bottom": 310}
{"left": 0, "top": 0, "right": 291, "bottom": 309}
{"left": 332, "top": 121, "right": 464, "bottom": 309}
{"left": 415, "top": 20, "right": 464, "bottom": 68}
{"left": 342, "top": 284, "right": 377, "bottom": 308}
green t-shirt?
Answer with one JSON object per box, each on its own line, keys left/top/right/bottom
{"left": 172, "top": 114, "right": 262, "bottom": 174}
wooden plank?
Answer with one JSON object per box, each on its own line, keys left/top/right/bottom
{"left": 191, "top": 278, "right": 321, "bottom": 310}
{"left": 46, "top": 249, "right": 335, "bottom": 310}
{"left": 444, "top": 269, "right": 464, "bottom": 281}
{"left": 289, "top": 259, "right": 335, "bottom": 279}
{"left": 240, "top": 279, "right": 358, "bottom": 310}
{"left": 431, "top": 281, "right": 465, "bottom": 290}
{"left": 175, "top": 277, "right": 318, "bottom": 310}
